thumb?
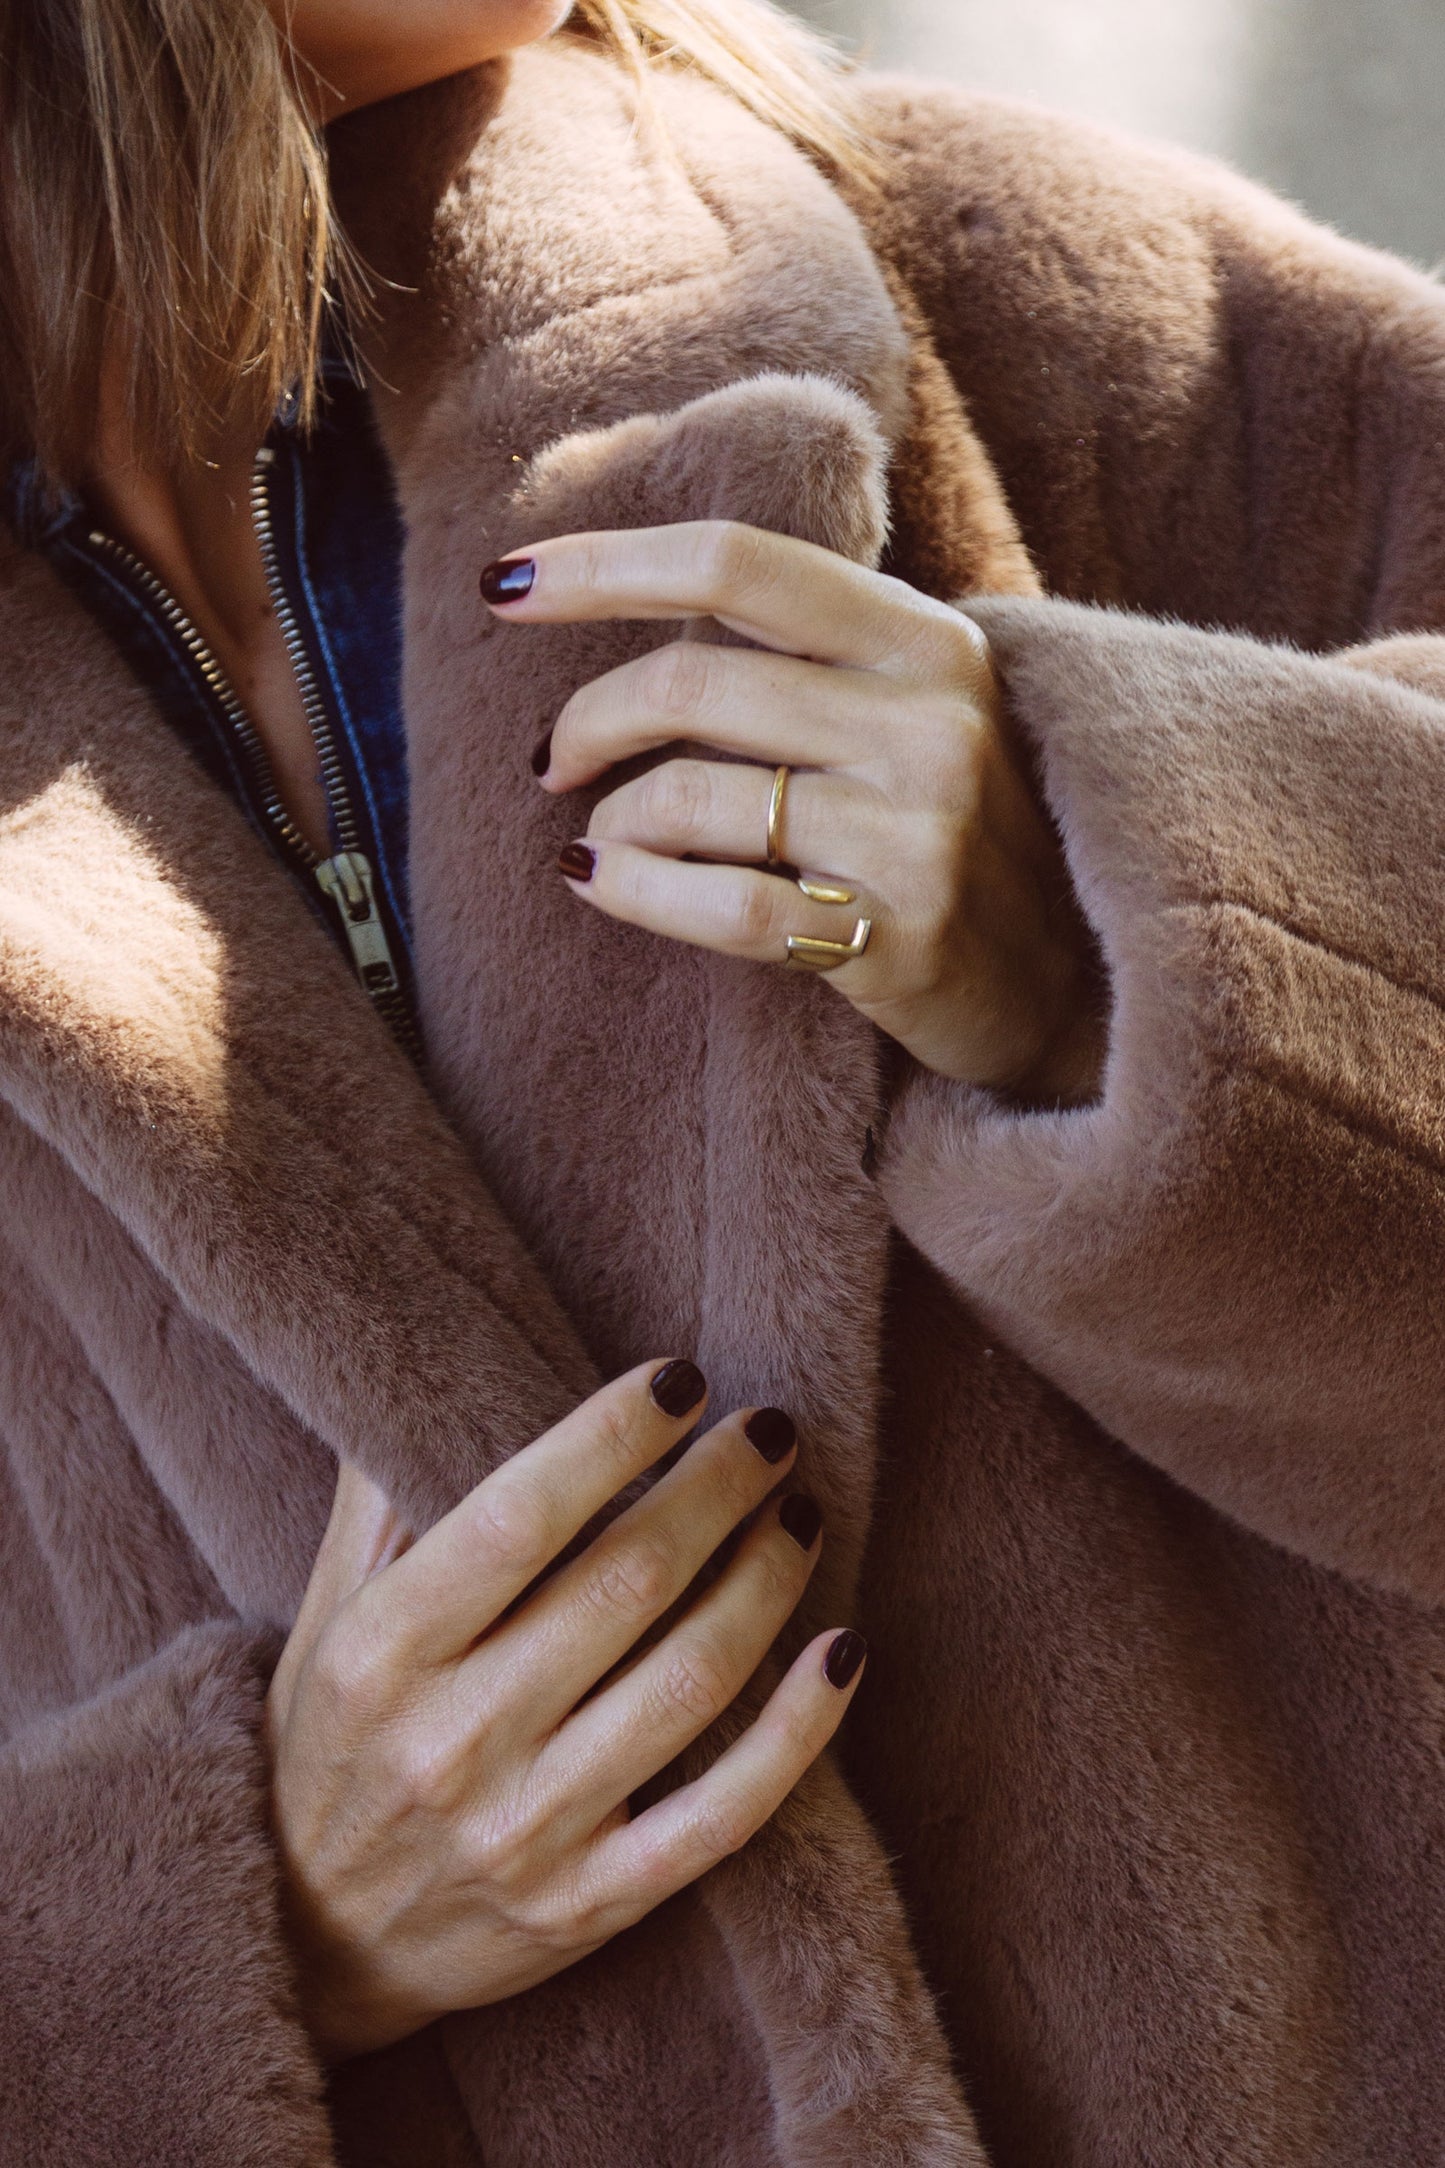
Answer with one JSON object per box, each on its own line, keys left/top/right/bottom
{"left": 268, "top": 1458, "right": 414, "bottom": 1732}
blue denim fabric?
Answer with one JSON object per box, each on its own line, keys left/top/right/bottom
{"left": 3, "top": 361, "right": 413, "bottom": 975}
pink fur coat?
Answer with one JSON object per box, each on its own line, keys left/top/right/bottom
{"left": 4, "top": 40, "right": 1445, "bottom": 2168}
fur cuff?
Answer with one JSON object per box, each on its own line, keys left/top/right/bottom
{"left": 882, "top": 595, "right": 1445, "bottom": 1600}
{"left": 0, "top": 1621, "right": 334, "bottom": 2166}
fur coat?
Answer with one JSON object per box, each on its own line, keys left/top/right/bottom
{"left": 4, "top": 39, "right": 1445, "bottom": 2168}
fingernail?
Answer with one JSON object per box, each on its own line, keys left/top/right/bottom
{"left": 745, "top": 1407, "right": 796, "bottom": 1464}
{"left": 480, "top": 557, "right": 536, "bottom": 605}
{"left": 824, "top": 1628, "right": 867, "bottom": 1690}
{"left": 531, "top": 727, "right": 554, "bottom": 777}
{"left": 779, "top": 1492, "right": 823, "bottom": 1551}
{"left": 650, "top": 1359, "right": 707, "bottom": 1418}
{"left": 557, "top": 842, "right": 596, "bottom": 883}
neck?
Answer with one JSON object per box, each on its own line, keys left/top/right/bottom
{"left": 87, "top": 347, "right": 333, "bottom": 853}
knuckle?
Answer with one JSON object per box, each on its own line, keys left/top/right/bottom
{"left": 586, "top": 1388, "right": 647, "bottom": 1479}
{"left": 725, "top": 878, "right": 783, "bottom": 952}
{"left": 655, "top": 1643, "right": 733, "bottom": 1725}
{"left": 755, "top": 1535, "right": 808, "bottom": 1609}
{"left": 469, "top": 1482, "right": 554, "bottom": 1576}
{"left": 640, "top": 641, "right": 715, "bottom": 722}
{"left": 392, "top": 1728, "right": 460, "bottom": 1814}
{"left": 637, "top": 758, "right": 715, "bottom": 842}
{"left": 690, "top": 1793, "right": 755, "bottom": 1865}
{"left": 915, "top": 604, "right": 991, "bottom": 688}
{"left": 529, "top": 1877, "right": 608, "bottom": 1953}
{"left": 773, "top": 1697, "right": 826, "bottom": 1768}
{"left": 311, "top": 1613, "right": 394, "bottom": 1719}
{"left": 466, "top": 1797, "right": 545, "bottom": 1890}
{"left": 589, "top": 1534, "right": 677, "bottom": 1621}
{"left": 698, "top": 520, "right": 772, "bottom": 599}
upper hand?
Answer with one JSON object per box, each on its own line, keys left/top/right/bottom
{"left": 482, "top": 522, "right": 1099, "bottom": 1095}
{"left": 265, "top": 1360, "right": 860, "bottom": 2062}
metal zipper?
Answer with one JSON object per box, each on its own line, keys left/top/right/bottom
{"left": 249, "top": 446, "right": 420, "bottom": 1060}
{"left": 85, "top": 454, "right": 423, "bottom": 1065}
{"left": 85, "top": 526, "right": 317, "bottom": 872}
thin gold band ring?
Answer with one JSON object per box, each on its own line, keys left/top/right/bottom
{"left": 766, "top": 764, "right": 790, "bottom": 867}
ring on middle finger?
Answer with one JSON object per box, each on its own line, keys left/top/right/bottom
{"left": 766, "top": 764, "right": 790, "bottom": 868}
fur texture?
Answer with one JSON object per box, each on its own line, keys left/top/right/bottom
{"left": 4, "top": 39, "right": 1445, "bottom": 2167}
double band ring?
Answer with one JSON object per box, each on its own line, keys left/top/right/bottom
{"left": 762, "top": 762, "right": 871, "bottom": 970}
{"left": 765, "top": 763, "right": 859, "bottom": 906}
{"left": 785, "top": 916, "right": 873, "bottom": 974}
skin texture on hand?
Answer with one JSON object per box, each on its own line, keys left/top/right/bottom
{"left": 265, "top": 1360, "right": 864, "bottom": 2062}
{"left": 482, "top": 521, "right": 1103, "bottom": 1098}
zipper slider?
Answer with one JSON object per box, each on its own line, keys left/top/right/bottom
{"left": 315, "top": 850, "right": 401, "bottom": 997}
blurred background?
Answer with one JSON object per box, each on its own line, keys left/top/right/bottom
{"left": 787, "top": 0, "right": 1445, "bottom": 269}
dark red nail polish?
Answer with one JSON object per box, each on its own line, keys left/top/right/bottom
{"left": 650, "top": 1359, "right": 707, "bottom": 1418}
{"left": 557, "top": 842, "right": 596, "bottom": 883}
{"left": 779, "top": 1492, "right": 822, "bottom": 1551}
{"left": 480, "top": 557, "right": 537, "bottom": 605}
{"left": 823, "top": 1629, "right": 867, "bottom": 1690}
{"left": 531, "top": 728, "right": 554, "bottom": 777}
{"left": 745, "top": 1408, "right": 796, "bottom": 1464}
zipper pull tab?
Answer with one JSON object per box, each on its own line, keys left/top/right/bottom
{"left": 315, "top": 850, "right": 401, "bottom": 998}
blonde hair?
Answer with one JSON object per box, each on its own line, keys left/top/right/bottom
{"left": 0, "top": 0, "right": 866, "bottom": 489}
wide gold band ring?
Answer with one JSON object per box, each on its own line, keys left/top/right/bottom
{"left": 784, "top": 916, "right": 874, "bottom": 974}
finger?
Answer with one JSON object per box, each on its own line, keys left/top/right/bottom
{"left": 470, "top": 1405, "right": 802, "bottom": 1734}
{"left": 355, "top": 1358, "right": 710, "bottom": 1670}
{"left": 534, "top": 1489, "right": 823, "bottom": 1845}
{"left": 587, "top": 759, "right": 889, "bottom": 879}
{"left": 481, "top": 523, "right": 983, "bottom": 677}
{"left": 270, "top": 1460, "right": 411, "bottom": 1729}
{"left": 583, "top": 1626, "right": 867, "bottom": 1929}
{"left": 543, "top": 645, "right": 890, "bottom": 790}
{"left": 556, "top": 839, "right": 879, "bottom": 975}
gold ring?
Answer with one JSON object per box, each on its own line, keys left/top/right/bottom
{"left": 797, "top": 875, "right": 858, "bottom": 906}
{"left": 784, "top": 916, "right": 873, "bottom": 974}
{"left": 766, "top": 764, "right": 790, "bottom": 867}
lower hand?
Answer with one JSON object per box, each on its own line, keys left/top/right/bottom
{"left": 265, "top": 1360, "right": 861, "bottom": 2062}
{"left": 481, "top": 523, "right": 1100, "bottom": 1096}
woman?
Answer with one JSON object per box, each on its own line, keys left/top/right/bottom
{"left": 3, "top": 0, "right": 1445, "bottom": 2162}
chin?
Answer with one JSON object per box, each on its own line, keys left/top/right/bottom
{"left": 501, "top": 0, "right": 579, "bottom": 49}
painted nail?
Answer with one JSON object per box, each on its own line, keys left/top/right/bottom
{"left": 650, "top": 1359, "right": 707, "bottom": 1418}
{"left": 531, "top": 727, "right": 554, "bottom": 777}
{"left": 779, "top": 1492, "right": 823, "bottom": 1551}
{"left": 745, "top": 1407, "right": 796, "bottom": 1464}
{"left": 557, "top": 842, "right": 596, "bottom": 883}
{"left": 823, "top": 1629, "right": 867, "bottom": 1690}
{"left": 480, "top": 557, "right": 537, "bottom": 605}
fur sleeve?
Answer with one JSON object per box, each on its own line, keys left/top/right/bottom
{"left": 0, "top": 1620, "right": 335, "bottom": 2167}
{"left": 856, "top": 76, "right": 1445, "bottom": 649}
{"left": 879, "top": 595, "right": 1445, "bottom": 1603}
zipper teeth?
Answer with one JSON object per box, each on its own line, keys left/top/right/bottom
{"left": 86, "top": 478, "right": 424, "bottom": 1069}
{"left": 86, "top": 529, "right": 318, "bottom": 872}
{"left": 250, "top": 452, "right": 362, "bottom": 857}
